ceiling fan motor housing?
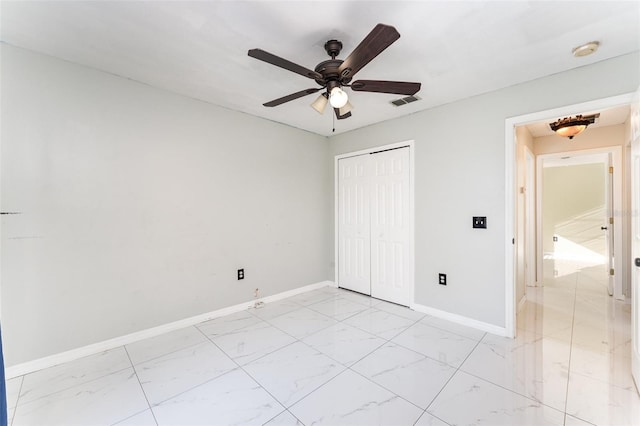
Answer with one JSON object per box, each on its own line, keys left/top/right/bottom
{"left": 324, "top": 39, "right": 343, "bottom": 58}
{"left": 314, "top": 58, "right": 351, "bottom": 87}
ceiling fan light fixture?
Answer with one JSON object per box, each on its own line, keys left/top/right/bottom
{"left": 549, "top": 113, "right": 599, "bottom": 139}
{"left": 338, "top": 100, "right": 353, "bottom": 116}
{"left": 329, "top": 87, "right": 349, "bottom": 109}
{"left": 311, "top": 94, "right": 328, "bottom": 114}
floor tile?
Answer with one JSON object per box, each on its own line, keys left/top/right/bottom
{"left": 516, "top": 303, "right": 574, "bottom": 342}
{"left": 571, "top": 317, "right": 632, "bottom": 356}
{"left": 286, "top": 289, "right": 338, "bottom": 306}
{"left": 335, "top": 289, "right": 383, "bottom": 307}
{"left": 306, "top": 297, "right": 370, "bottom": 321}
{"left": 125, "top": 326, "right": 208, "bottom": 365}
{"left": 344, "top": 308, "right": 415, "bottom": 339}
{"left": 12, "top": 368, "right": 149, "bottom": 426}
{"left": 414, "top": 412, "right": 449, "bottom": 426}
{"left": 212, "top": 321, "right": 296, "bottom": 365}
{"left": 460, "top": 332, "right": 570, "bottom": 411}
{"left": 196, "top": 310, "right": 263, "bottom": 338}
{"left": 152, "top": 369, "right": 283, "bottom": 425}
{"left": 267, "top": 307, "right": 338, "bottom": 339}
{"left": 427, "top": 371, "right": 565, "bottom": 425}
{"left": 243, "top": 342, "right": 344, "bottom": 407}
{"left": 563, "top": 414, "right": 595, "bottom": 425}
{"left": 569, "top": 344, "right": 635, "bottom": 391}
{"left": 250, "top": 299, "right": 303, "bottom": 320}
{"left": 18, "top": 347, "right": 131, "bottom": 404}
{"left": 420, "top": 315, "right": 487, "bottom": 341}
{"left": 565, "top": 372, "right": 640, "bottom": 426}
{"left": 6, "top": 376, "right": 23, "bottom": 423}
{"left": 372, "top": 300, "right": 426, "bottom": 321}
{"left": 392, "top": 322, "right": 478, "bottom": 368}
{"left": 302, "top": 323, "right": 386, "bottom": 366}
{"left": 135, "top": 340, "right": 237, "bottom": 405}
{"left": 113, "top": 409, "right": 157, "bottom": 425}
{"left": 289, "top": 369, "right": 423, "bottom": 425}
{"left": 263, "top": 410, "right": 303, "bottom": 426}
{"left": 352, "top": 343, "right": 456, "bottom": 409}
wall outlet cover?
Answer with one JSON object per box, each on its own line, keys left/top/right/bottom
{"left": 438, "top": 273, "right": 447, "bottom": 285}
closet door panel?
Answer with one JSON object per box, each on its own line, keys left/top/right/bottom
{"left": 370, "top": 148, "right": 410, "bottom": 305}
{"left": 337, "top": 155, "right": 371, "bottom": 295}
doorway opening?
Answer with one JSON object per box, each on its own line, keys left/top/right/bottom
{"left": 505, "top": 93, "right": 633, "bottom": 337}
{"left": 538, "top": 151, "right": 616, "bottom": 296}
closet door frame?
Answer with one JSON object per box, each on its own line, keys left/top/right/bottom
{"left": 334, "top": 140, "right": 415, "bottom": 306}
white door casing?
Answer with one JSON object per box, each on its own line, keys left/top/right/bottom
{"left": 338, "top": 154, "right": 371, "bottom": 295}
{"left": 630, "top": 84, "right": 640, "bottom": 393}
{"left": 370, "top": 148, "right": 411, "bottom": 305}
{"left": 525, "top": 147, "right": 536, "bottom": 286}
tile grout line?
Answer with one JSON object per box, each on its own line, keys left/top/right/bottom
{"left": 8, "top": 375, "right": 24, "bottom": 426}
{"left": 127, "top": 325, "right": 208, "bottom": 367}
{"left": 562, "top": 266, "right": 580, "bottom": 425}
{"left": 256, "top": 290, "right": 486, "bottom": 422}
{"left": 224, "top": 291, "right": 428, "bottom": 420}
{"left": 122, "top": 345, "right": 159, "bottom": 426}
{"left": 9, "top": 361, "right": 133, "bottom": 408}
{"left": 422, "top": 335, "right": 485, "bottom": 417}
{"left": 193, "top": 325, "right": 296, "bottom": 424}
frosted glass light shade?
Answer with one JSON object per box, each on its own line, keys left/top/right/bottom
{"left": 329, "top": 87, "right": 348, "bottom": 108}
{"left": 311, "top": 94, "right": 328, "bottom": 114}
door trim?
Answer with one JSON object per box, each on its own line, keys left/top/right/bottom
{"left": 524, "top": 146, "right": 536, "bottom": 287}
{"left": 335, "top": 140, "right": 415, "bottom": 306}
{"left": 504, "top": 93, "right": 633, "bottom": 337}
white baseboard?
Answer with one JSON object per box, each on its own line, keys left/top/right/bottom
{"left": 6, "top": 280, "right": 334, "bottom": 379}
{"left": 411, "top": 302, "right": 508, "bottom": 337}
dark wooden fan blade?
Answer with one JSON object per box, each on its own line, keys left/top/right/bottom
{"left": 337, "top": 24, "right": 400, "bottom": 79}
{"left": 351, "top": 80, "right": 421, "bottom": 95}
{"left": 248, "top": 49, "right": 323, "bottom": 80}
{"left": 334, "top": 108, "right": 352, "bottom": 120}
{"left": 263, "top": 88, "right": 321, "bottom": 107}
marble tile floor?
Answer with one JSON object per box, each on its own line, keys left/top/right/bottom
{"left": 6, "top": 271, "right": 639, "bottom": 426}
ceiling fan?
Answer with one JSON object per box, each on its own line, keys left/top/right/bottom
{"left": 248, "top": 23, "right": 421, "bottom": 120}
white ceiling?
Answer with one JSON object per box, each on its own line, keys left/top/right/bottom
{"left": 526, "top": 104, "right": 631, "bottom": 138}
{"left": 1, "top": 1, "right": 639, "bottom": 137}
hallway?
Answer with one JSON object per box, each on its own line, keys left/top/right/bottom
{"left": 517, "top": 262, "right": 638, "bottom": 424}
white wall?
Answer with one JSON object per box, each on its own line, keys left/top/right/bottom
{"left": 328, "top": 52, "right": 639, "bottom": 327}
{"left": 542, "top": 163, "right": 606, "bottom": 257}
{"left": 0, "top": 44, "right": 330, "bottom": 366}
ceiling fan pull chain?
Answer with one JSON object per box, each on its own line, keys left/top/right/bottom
{"left": 332, "top": 111, "right": 335, "bottom": 133}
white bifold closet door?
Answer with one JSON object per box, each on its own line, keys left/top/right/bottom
{"left": 338, "top": 147, "right": 411, "bottom": 306}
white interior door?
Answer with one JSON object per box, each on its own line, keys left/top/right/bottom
{"left": 630, "top": 85, "right": 640, "bottom": 393}
{"left": 338, "top": 155, "right": 371, "bottom": 295}
{"left": 370, "top": 148, "right": 411, "bottom": 305}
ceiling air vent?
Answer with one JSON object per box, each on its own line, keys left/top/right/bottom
{"left": 391, "top": 95, "right": 420, "bottom": 107}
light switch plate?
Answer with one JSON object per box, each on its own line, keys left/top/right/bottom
{"left": 473, "top": 216, "right": 487, "bottom": 229}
